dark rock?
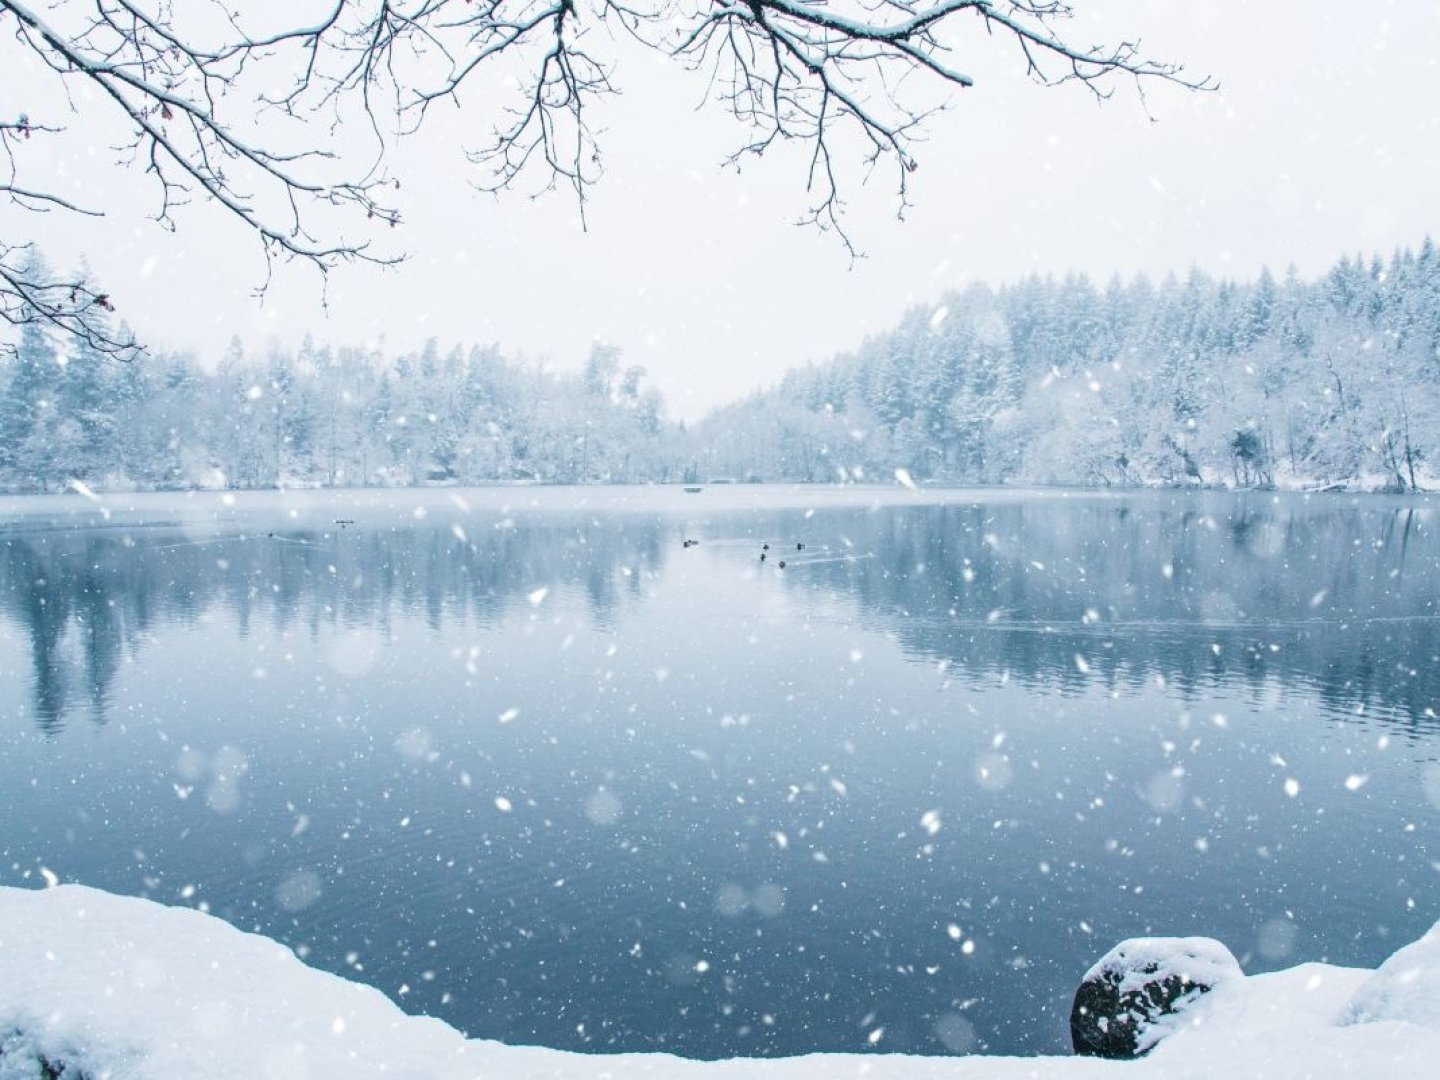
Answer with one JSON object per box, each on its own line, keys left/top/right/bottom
{"left": 0, "top": 1030, "right": 87, "bottom": 1080}
{"left": 1071, "top": 937, "right": 1241, "bottom": 1058}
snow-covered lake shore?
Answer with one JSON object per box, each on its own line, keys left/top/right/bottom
{"left": 2, "top": 885, "right": 1436, "bottom": 1080}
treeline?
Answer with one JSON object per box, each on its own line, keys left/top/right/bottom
{"left": 702, "top": 239, "right": 1440, "bottom": 490}
{"left": 3, "top": 241, "right": 1439, "bottom": 493}
{"left": 0, "top": 302, "right": 680, "bottom": 491}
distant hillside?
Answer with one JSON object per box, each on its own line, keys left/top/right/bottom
{"left": 690, "top": 241, "right": 1440, "bottom": 491}
{"left": 0, "top": 315, "right": 677, "bottom": 492}
{"left": 3, "top": 242, "right": 1438, "bottom": 493}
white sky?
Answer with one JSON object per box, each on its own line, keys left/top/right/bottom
{"left": 8, "top": 0, "right": 1440, "bottom": 420}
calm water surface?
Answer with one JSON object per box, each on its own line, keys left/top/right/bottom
{"left": 1, "top": 486, "right": 1438, "bottom": 1057}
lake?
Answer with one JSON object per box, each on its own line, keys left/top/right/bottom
{"left": 1, "top": 485, "right": 1437, "bottom": 1058}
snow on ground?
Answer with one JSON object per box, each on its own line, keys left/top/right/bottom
{"left": 2, "top": 885, "right": 1438, "bottom": 1080}
{"left": 1343, "top": 919, "right": 1440, "bottom": 1031}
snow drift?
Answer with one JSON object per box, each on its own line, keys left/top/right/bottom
{"left": 1, "top": 885, "right": 1438, "bottom": 1080}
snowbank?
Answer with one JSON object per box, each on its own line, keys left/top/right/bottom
{"left": 2, "top": 886, "right": 1438, "bottom": 1080}
{"left": 1343, "top": 920, "right": 1440, "bottom": 1031}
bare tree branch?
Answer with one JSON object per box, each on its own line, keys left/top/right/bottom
{"left": 0, "top": 0, "right": 1209, "bottom": 348}
{"left": 0, "top": 242, "right": 140, "bottom": 359}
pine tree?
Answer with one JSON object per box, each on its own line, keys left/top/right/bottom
{"left": 54, "top": 280, "right": 120, "bottom": 485}
{"left": 1, "top": 312, "right": 61, "bottom": 490}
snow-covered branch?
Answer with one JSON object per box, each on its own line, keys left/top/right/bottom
{"left": 0, "top": 0, "right": 1205, "bottom": 347}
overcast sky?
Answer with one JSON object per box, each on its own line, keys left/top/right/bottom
{"left": 9, "top": 0, "right": 1440, "bottom": 420}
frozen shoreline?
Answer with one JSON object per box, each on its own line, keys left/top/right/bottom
{"left": 0, "top": 481, "right": 1429, "bottom": 536}
{"left": 2, "top": 885, "right": 1437, "bottom": 1080}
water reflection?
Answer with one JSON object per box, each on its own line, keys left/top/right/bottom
{"left": 779, "top": 497, "right": 1440, "bottom": 730}
{"left": 1, "top": 515, "right": 666, "bottom": 731}
{"left": 4, "top": 493, "right": 1436, "bottom": 735}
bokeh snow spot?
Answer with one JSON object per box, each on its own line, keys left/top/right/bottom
{"left": 175, "top": 746, "right": 207, "bottom": 782}
{"left": 1142, "top": 768, "right": 1186, "bottom": 814}
{"left": 327, "top": 629, "right": 381, "bottom": 678}
{"left": 584, "top": 788, "right": 623, "bottom": 826}
{"left": 395, "top": 728, "right": 435, "bottom": 763}
{"left": 973, "top": 753, "right": 1013, "bottom": 792}
{"left": 933, "top": 1012, "right": 977, "bottom": 1053}
{"left": 274, "top": 869, "right": 324, "bottom": 913}
{"left": 205, "top": 746, "right": 250, "bottom": 815}
{"left": 1258, "top": 917, "right": 1299, "bottom": 960}
{"left": 714, "top": 883, "right": 749, "bottom": 918}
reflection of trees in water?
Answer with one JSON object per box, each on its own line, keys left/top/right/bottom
{"left": 789, "top": 498, "right": 1440, "bottom": 731}
{"left": 1, "top": 537, "right": 132, "bottom": 732}
{"left": 4, "top": 495, "right": 1437, "bottom": 735}
{"left": 0, "top": 518, "right": 664, "bottom": 731}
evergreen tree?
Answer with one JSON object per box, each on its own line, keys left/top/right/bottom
{"left": 54, "top": 277, "right": 120, "bottom": 485}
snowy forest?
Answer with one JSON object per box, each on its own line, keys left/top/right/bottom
{"left": 3, "top": 240, "right": 1439, "bottom": 494}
